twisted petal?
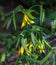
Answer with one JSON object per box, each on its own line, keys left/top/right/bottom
{"left": 21, "top": 15, "right": 27, "bottom": 28}
{"left": 26, "top": 49, "right": 31, "bottom": 56}
{"left": 29, "top": 20, "right": 35, "bottom": 24}
{"left": 25, "top": 15, "right": 35, "bottom": 24}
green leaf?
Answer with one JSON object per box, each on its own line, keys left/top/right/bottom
{"left": 7, "top": 39, "right": 16, "bottom": 50}
{"left": 29, "top": 4, "right": 40, "bottom": 9}
{"left": 40, "top": 50, "right": 53, "bottom": 64}
{"left": 28, "top": 9, "right": 39, "bottom": 15}
{"left": 24, "top": 50, "right": 53, "bottom": 64}
{"left": 13, "top": 11, "right": 16, "bottom": 30}
{"left": 42, "top": 9, "right": 45, "bottom": 22}
{"left": 40, "top": 5, "right": 45, "bottom": 24}
{"left": 6, "top": 18, "right": 12, "bottom": 29}
{"left": 49, "top": 53, "right": 55, "bottom": 65}
{"left": 0, "top": 53, "right": 6, "bottom": 62}
{"left": 14, "top": 5, "right": 23, "bottom": 13}
{"left": 24, "top": 55, "right": 40, "bottom": 64}
{"left": 43, "top": 37, "right": 51, "bottom": 48}
{"left": 15, "top": 60, "right": 22, "bottom": 65}
{"left": 31, "top": 32, "right": 35, "bottom": 45}
{"left": 25, "top": 10, "right": 36, "bottom": 19}
{"left": 51, "top": 19, "right": 56, "bottom": 30}
{"left": 32, "top": 26, "right": 41, "bottom": 32}
{"left": 40, "top": 5, "right": 42, "bottom": 23}
{"left": 25, "top": 55, "right": 30, "bottom": 65}
{"left": 16, "top": 38, "right": 20, "bottom": 49}
{"left": 3, "top": 17, "right": 12, "bottom": 29}
{"left": 52, "top": 54, "right": 55, "bottom": 65}
{"left": 53, "top": 19, "right": 56, "bottom": 29}
{"left": 21, "top": 37, "right": 28, "bottom": 51}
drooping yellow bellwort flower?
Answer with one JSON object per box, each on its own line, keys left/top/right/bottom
{"left": 21, "top": 15, "right": 35, "bottom": 28}
{"left": 18, "top": 42, "right": 33, "bottom": 55}
{"left": 18, "top": 46, "right": 24, "bottom": 55}
{"left": 38, "top": 44, "right": 45, "bottom": 53}
{"left": 26, "top": 42, "right": 33, "bottom": 55}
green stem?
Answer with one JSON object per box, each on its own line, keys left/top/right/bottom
{"left": 29, "top": 4, "right": 40, "bottom": 10}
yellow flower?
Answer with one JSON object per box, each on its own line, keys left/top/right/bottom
{"left": 26, "top": 50, "right": 31, "bottom": 56}
{"left": 25, "top": 15, "right": 34, "bottom": 24}
{"left": 21, "top": 15, "right": 35, "bottom": 28}
{"left": 21, "top": 15, "right": 27, "bottom": 28}
{"left": 18, "top": 46, "right": 24, "bottom": 55}
{"left": 18, "top": 42, "right": 33, "bottom": 56}
{"left": 27, "top": 17, "right": 34, "bottom": 24}
{"left": 38, "top": 44, "right": 45, "bottom": 53}
{"left": 26, "top": 42, "right": 33, "bottom": 56}
{"left": 29, "top": 42, "right": 33, "bottom": 48}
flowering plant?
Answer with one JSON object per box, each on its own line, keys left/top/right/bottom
{"left": 0, "top": 4, "right": 56, "bottom": 65}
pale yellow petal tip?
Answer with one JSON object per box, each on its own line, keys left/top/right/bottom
{"left": 40, "top": 50, "right": 45, "bottom": 53}
{"left": 30, "top": 20, "right": 35, "bottom": 24}
{"left": 29, "top": 43, "right": 33, "bottom": 48}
